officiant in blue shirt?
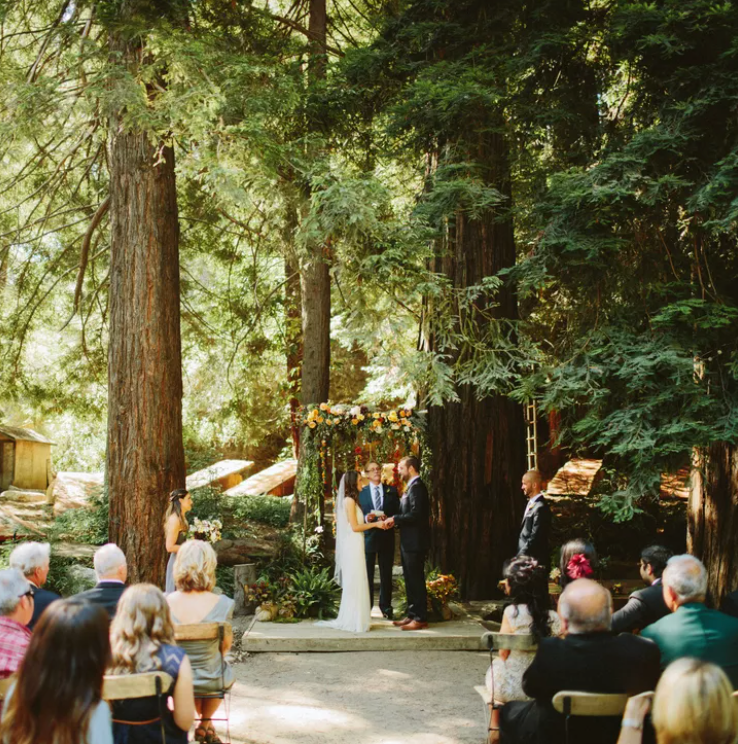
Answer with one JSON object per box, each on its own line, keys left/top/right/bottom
{"left": 359, "top": 462, "right": 400, "bottom": 620}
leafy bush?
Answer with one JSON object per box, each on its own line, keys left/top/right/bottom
{"left": 47, "top": 494, "right": 109, "bottom": 545}
{"left": 216, "top": 564, "right": 234, "bottom": 597}
{"left": 289, "top": 566, "right": 340, "bottom": 619}
{"left": 232, "top": 493, "right": 292, "bottom": 528}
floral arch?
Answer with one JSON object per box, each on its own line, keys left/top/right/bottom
{"left": 297, "top": 404, "right": 427, "bottom": 533}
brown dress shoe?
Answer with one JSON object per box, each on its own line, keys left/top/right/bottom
{"left": 401, "top": 620, "right": 429, "bottom": 631}
{"left": 393, "top": 617, "right": 413, "bottom": 627}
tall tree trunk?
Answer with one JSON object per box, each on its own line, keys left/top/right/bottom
{"left": 106, "top": 10, "right": 185, "bottom": 584}
{"left": 294, "top": 0, "right": 330, "bottom": 530}
{"left": 285, "top": 254, "right": 303, "bottom": 458}
{"left": 688, "top": 443, "right": 738, "bottom": 606}
{"left": 300, "top": 0, "right": 330, "bottom": 408}
{"left": 426, "top": 129, "right": 526, "bottom": 600}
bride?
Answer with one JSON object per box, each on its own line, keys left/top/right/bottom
{"left": 318, "top": 470, "right": 388, "bottom": 632}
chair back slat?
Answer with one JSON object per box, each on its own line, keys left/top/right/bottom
{"left": 552, "top": 691, "right": 629, "bottom": 717}
{"left": 482, "top": 631, "right": 538, "bottom": 652}
{"left": 103, "top": 672, "right": 174, "bottom": 701}
{"left": 174, "top": 622, "right": 223, "bottom": 642}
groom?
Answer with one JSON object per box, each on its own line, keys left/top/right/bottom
{"left": 359, "top": 462, "right": 400, "bottom": 619}
{"left": 386, "top": 456, "right": 430, "bottom": 631}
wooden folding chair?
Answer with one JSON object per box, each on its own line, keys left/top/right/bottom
{"left": 103, "top": 671, "right": 174, "bottom": 743}
{"left": 174, "top": 622, "right": 232, "bottom": 743}
{"left": 478, "top": 632, "right": 538, "bottom": 743}
{"left": 552, "top": 691, "right": 629, "bottom": 744}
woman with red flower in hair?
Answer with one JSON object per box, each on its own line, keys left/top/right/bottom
{"left": 559, "top": 539, "right": 598, "bottom": 588}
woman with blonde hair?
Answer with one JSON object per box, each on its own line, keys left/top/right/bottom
{"left": 110, "top": 584, "right": 195, "bottom": 744}
{"left": 617, "top": 657, "right": 738, "bottom": 744}
{"left": 167, "top": 540, "right": 234, "bottom": 744}
{"left": 164, "top": 489, "right": 192, "bottom": 594}
{"left": 0, "top": 598, "right": 112, "bottom": 744}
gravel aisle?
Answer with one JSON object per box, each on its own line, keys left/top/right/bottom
{"left": 225, "top": 651, "right": 489, "bottom": 744}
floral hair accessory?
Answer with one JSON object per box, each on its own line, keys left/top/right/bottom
{"left": 566, "top": 553, "right": 594, "bottom": 579}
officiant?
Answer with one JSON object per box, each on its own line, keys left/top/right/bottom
{"left": 359, "top": 462, "right": 400, "bottom": 619}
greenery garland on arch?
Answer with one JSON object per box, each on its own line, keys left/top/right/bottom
{"left": 296, "top": 404, "right": 428, "bottom": 535}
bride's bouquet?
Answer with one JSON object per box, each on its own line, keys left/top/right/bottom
{"left": 189, "top": 517, "right": 223, "bottom": 544}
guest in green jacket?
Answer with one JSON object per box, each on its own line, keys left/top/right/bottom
{"left": 641, "top": 554, "right": 738, "bottom": 688}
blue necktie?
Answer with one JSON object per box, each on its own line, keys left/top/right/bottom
{"left": 373, "top": 486, "right": 381, "bottom": 511}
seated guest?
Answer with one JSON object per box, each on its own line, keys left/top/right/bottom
{"left": 0, "top": 569, "right": 34, "bottom": 679}
{"left": 76, "top": 544, "right": 128, "bottom": 619}
{"left": 487, "top": 556, "right": 563, "bottom": 702}
{"left": 500, "top": 579, "right": 660, "bottom": 744}
{"left": 617, "top": 658, "right": 738, "bottom": 744}
{"left": 612, "top": 545, "right": 672, "bottom": 634}
{"left": 110, "top": 584, "right": 195, "bottom": 744}
{"left": 642, "top": 554, "right": 738, "bottom": 688}
{"left": 559, "top": 539, "right": 597, "bottom": 588}
{"left": 167, "top": 540, "right": 234, "bottom": 744}
{"left": 9, "top": 541, "right": 59, "bottom": 630}
{"left": 0, "top": 597, "right": 113, "bottom": 744}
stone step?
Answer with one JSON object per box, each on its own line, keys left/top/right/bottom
{"left": 241, "top": 615, "right": 487, "bottom": 653}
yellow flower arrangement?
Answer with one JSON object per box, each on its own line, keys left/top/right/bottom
{"left": 388, "top": 411, "right": 399, "bottom": 422}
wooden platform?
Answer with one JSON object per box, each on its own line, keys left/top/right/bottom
{"left": 186, "top": 460, "right": 254, "bottom": 492}
{"left": 241, "top": 613, "right": 486, "bottom": 653}
{"left": 225, "top": 459, "right": 297, "bottom": 498}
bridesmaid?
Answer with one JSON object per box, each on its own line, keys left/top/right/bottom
{"left": 164, "top": 489, "right": 192, "bottom": 594}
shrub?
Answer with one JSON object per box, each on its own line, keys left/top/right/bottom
{"left": 48, "top": 494, "right": 109, "bottom": 545}
{"left": 232, "top": 494, "right": 292, "bottom": 528}
{"left": 289, "top": 566, "right": 340, "bottom": 619}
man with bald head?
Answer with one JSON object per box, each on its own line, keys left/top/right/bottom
{"left": 500, "top": 579, "right": 660, "bottom": 744}
{"left": 517, "top": 470, "right": 551, "bottom": 567}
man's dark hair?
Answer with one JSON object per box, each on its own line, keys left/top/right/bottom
{"left": 641, "top": 545, "right": 672, "bottom": 578}
{"left": 401, "top": 455, "right": 421, "bottom": 474}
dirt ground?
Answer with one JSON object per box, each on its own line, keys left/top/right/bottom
{"left": 222, "top": 650, "right": 489, "bottom": 744}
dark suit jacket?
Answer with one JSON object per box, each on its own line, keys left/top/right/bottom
{"left": 76, "top": 581, "right": 127, "bottom": 619}
{"left": 721, "top": 590, "right": 738, "bottom": 619}
{"left": 393, "top": 477, "right": 430, "bottom": 553}
{"left": 611, "top": 580, "right": 670, "bottom": 634}
{"left": 501, "top": 632, "right": 661, "bottom": 744}
{"left": 642, "top": 602, "right": 738, "bottom": 688}
{"left": 29, "top": 586, "right": 60, "bottom": 630}
{"left": 359, "top": 484, "right": 400, "bottom": 553}
{"left": 517, "top": 495, "right": 551, "bottom": 566}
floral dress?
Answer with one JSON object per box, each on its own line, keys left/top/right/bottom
{"left": 485, "top": 604, "right": 563, "bottom": 702}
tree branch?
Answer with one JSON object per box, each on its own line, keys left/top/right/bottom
{"left": 63, "top": 196, "right": 110, "bottom": 328}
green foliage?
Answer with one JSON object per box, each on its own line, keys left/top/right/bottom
{"left": 231, "top": 494, "right": 292, "bottom": 529}
{"left": 48, "top": 495, "right": 109, "bottom": 546}
{"left": 287, "top": 565, "right": 340, "bottom": 619}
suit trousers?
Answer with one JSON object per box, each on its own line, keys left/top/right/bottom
{"left": 365, "top": 550, "right": 394, "bottom": 614}
{"left": 401, "top": 548, "right": 427, "bottom": 622}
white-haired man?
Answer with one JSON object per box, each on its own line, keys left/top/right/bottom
{"left": 500, "top": 579, "right": 660, "bottom": 744}
{"left": 75, "top": 543, "right": 128, "bottom": 618}
{"left": 0, "top": 568, "right": 34, "bottom": 677}
{"left": 642, "top": 554, "right": 738, "bottom": 688}
{"left": 9, "top": 541, "right": 59, "bottom": 630}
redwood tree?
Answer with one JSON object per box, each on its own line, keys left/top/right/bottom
{"left": 105, "top": 2, "right": 185, "bottom": 584}
{"left": 424, "top": 129, "right": 526, "bottom": 598}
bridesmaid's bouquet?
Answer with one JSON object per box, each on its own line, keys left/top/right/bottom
{"left": 189, "top": 517, "right": 223, "bottom": 544}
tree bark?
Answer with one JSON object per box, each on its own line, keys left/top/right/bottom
{"left": 688, "top": 443, "right": 738, "bottom": 606}
{"left": 426, "top": 129, "right": 526, "bottom": 600}
{"left": 300, "top": 0, "right": 330, "bottom": 409}
{"left": 285, "top": 255, "right": 303, "bottom": 457}
{"left": 106, "top": 15, "right": 185, "bottom": 584}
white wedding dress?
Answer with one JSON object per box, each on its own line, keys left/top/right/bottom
{"left": 317, "top": 475, "right": 371, "bottom": 633}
